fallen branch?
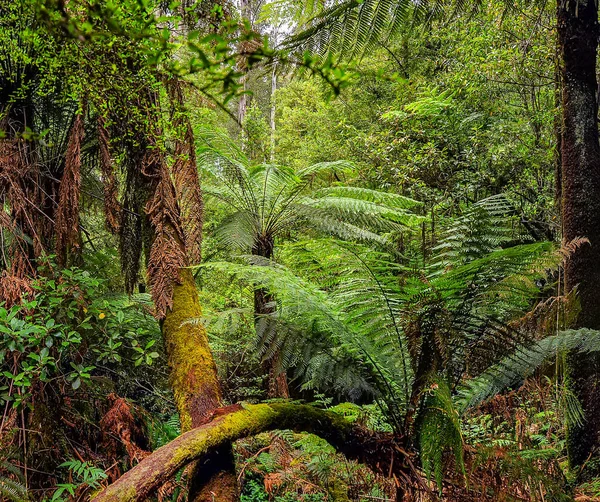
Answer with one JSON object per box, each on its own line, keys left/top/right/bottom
{"left": 93, "top": 402, "right": 408, "bottom": 502}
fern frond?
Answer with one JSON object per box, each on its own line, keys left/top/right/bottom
{"left": 456, "top": 329, "right": 600, "bottom": 412}
{"left": 0, "top": 478, "right": 28, "bottom": 502}
{"left": 419, "top": 379, "right": 465, "bottom": 491}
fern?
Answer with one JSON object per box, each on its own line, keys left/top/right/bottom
{"left": 284, "top": 0, "right": 544, "bottom": 62}
{"left": 0, "top": 461, "right": 29, "bottom": 502}
{"left": 419, "top": 379, "right": 465, "bottom": 492}
{"left": 456, "top": 329, "right": 600, "bottom": 412}
{"left": 199, "top": 128, "right": 422, "bottom": 257}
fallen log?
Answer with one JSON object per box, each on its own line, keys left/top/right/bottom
{"left": 93, "top": 402, "right": 408, "bottom": 502}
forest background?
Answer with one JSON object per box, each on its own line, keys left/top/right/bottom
{"left": 0, "top": 0, "right": 598, "bottom": 501}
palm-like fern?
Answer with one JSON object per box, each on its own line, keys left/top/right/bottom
{"left": 199, "top": 127, "right": 423, "bottom": 256}
{"left": 199, "top": 193, "right": 584, "bottom": 485}
{"left": 199, "top": 127, "right": 423, "bottom": 395}
{"left": 283, "top": 0, "right": 474, "bottom": 60}
{"left": 201, "top": 195, "right": 558, "bottom": 416}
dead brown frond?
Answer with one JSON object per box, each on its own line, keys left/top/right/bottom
{"left": 0, "top": 138, "right": 43, "bottom": 298}
{"left": 98, "top": 117, "right": 122, "bottom": 234}
{"left": 99, "top": 393, "right": 150, "bottom": 477}
{"left": 557, "top": 236, "right": 589, "bottom": 262}
{"left": 55, "top": 111, "right": 84, "bottom": 266}
{"left": 167, "top": 78, "right": 204, "bottom": 265}
{"left": 0, "top": 271, "right": 33, "bottom": 308}
{"left": 143, "top": 148, "right": 187, "bottom": 318}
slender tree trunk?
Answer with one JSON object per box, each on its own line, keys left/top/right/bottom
{"left": 253, "top": 234, "right": 289, "bottom": 398}
{"left": 238, "top": 0, "right": 250, "bottom": 144}
{"left": 557, "top": 0, "right": 600, "bottom": 468}
{"left": 270, "top": 64, "right": 277, "bottom": 162}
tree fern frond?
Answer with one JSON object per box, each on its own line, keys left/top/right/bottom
{"left": 0, "top": 472, "right": 29, "bottom": 502}
{"left": 456, "top": 329, "right": 600, "bottom": 412}
{"left": 312, "top": 186, "right": 422, "bottom": 209}
{"left": 419, "top": 378, "right": 465, "bottom": 491}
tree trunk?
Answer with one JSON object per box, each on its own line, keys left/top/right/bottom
{"left": 557, "top": 0, "right": 600, "bottom": 467}
{"left": 161, "top": 268, "right": 238, "bottom": 500}
{"left": 270, "top": 64, "right": 277, "bottom": 162}
{"left": 92, "top": 403, "right": 407, "bottom": 502}
{"left": 253, "top": 235, "right": 289, "bottom": 398}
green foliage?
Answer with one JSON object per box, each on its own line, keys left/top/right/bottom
{"left": 419, "top": 379, "right": 465, "bottom": 491}
{"left": 199, "top": 127, "right": 423, "bottom": 257}
{"left": 457, "top": 329, "right": 600, "bottom": 412}
{"left": 240, "top": 478, "right": 269, "bottom": 502}
{"left": 0, "top": 259, "right": 161, "bottom": 410}
{"left": 50, "top": 460, "right": 107, "bottom": 502}
{"left": 0, "top": 461, "right": 29, "bottom": 502}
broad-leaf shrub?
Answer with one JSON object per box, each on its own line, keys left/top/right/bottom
{"left": 0, "top": 261, "right": 160, "bottom": 409}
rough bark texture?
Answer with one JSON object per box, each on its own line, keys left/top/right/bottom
{"left": 557, "top": 0, "right": 600, "bottom": 467}
{"left": 92, "top": 403, "right": 406, "bottom": 502}
{"left": 253, "top": 235, "right": 289, "bottom": 398}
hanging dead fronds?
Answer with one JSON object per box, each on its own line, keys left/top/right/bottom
{"left": 100, "top": 393, "right": 150, "bottom": 478}
{"left": 55, "top": 111, "right": 84, "bottom": 267}
{"left": 167, "top": 78, "right": 204, "bottom": 264}
{"left": 0, "top": 272, "right": 33, "bottom": 308}
{"left": 0, "top": 138, "right": 43, "bottom": 301}
{"left": 144, "top": 148, "right": 187, "bottom": 318}
{"left": 98, "top": 117, "right": 122, "bottom": 234}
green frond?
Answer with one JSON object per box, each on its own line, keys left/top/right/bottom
{"left": 0, "top": 469, "right": 29, "bottom": 502}
{"left": 419, "top": 378, "right": 465, "bottom": 491}
{"left": 456, "top": 329, "right": 600, "bottom": 412}
{"left": 312, "top": 186, "right": 422, "bottom": 209}
{"left": 213, "top": 211, "right": 257, "bottom": 252}
{"left": 303, "top": 195, "right": 425, "bottom": 229}
{"left": 296, "top": 160, "right": 355, "bottom": 178}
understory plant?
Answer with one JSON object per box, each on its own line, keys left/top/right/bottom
{"left": 200, "top": 194, "right": 589, "bottom": 496}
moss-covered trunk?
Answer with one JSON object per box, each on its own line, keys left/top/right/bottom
{"left": 557, "top": 0, "right": 600, "bottom": 467}
{"left": 161, "top": 268, "right": 237, "bottom": 500}
{"left": 93, "top": 403, "right": 407, "bottom": 502}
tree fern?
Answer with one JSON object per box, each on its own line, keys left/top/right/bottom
{"left": 199, "top": 128, "right": 423, "bottom": 255}
{"left": 283, "top": 0, "right": 542, "bottom": 62}
{"left": 456, "top": 329, "right": 600, "bottom": 412}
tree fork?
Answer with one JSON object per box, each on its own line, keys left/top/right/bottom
{"left": 92, "top": 403, "right": 407, "bottom": 502}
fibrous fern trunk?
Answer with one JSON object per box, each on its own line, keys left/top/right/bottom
{"left": 253, "top": 234, "right": 289, "bottom": 398}
{"left": 557, "top": 0, "right": 600, "bottom": 468}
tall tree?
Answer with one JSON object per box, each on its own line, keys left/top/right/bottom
{"left": 557, "top": 0, "right": 600, "bottom": 467}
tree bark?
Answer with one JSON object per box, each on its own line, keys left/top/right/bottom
{"left": 253, "top": 235, "right": 289, "bottom": 398}
{"left": 557, "top": 0, "right": 600, "bottom": 467}
{"left": 161, "top": 268, "right": 238, "bottom": 500}
{"left": 92, "top": 403, "right": 407, "bottom": 502}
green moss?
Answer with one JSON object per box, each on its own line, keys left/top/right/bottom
{"left": 94, "top": 403, "right": 361, "bottom": 502}
{"left": 162, "top": 268, "right": 222, "bottom": 431}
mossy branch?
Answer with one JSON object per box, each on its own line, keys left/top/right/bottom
{"left": 93, "top": 402, "right": 404, "bottom": 502}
